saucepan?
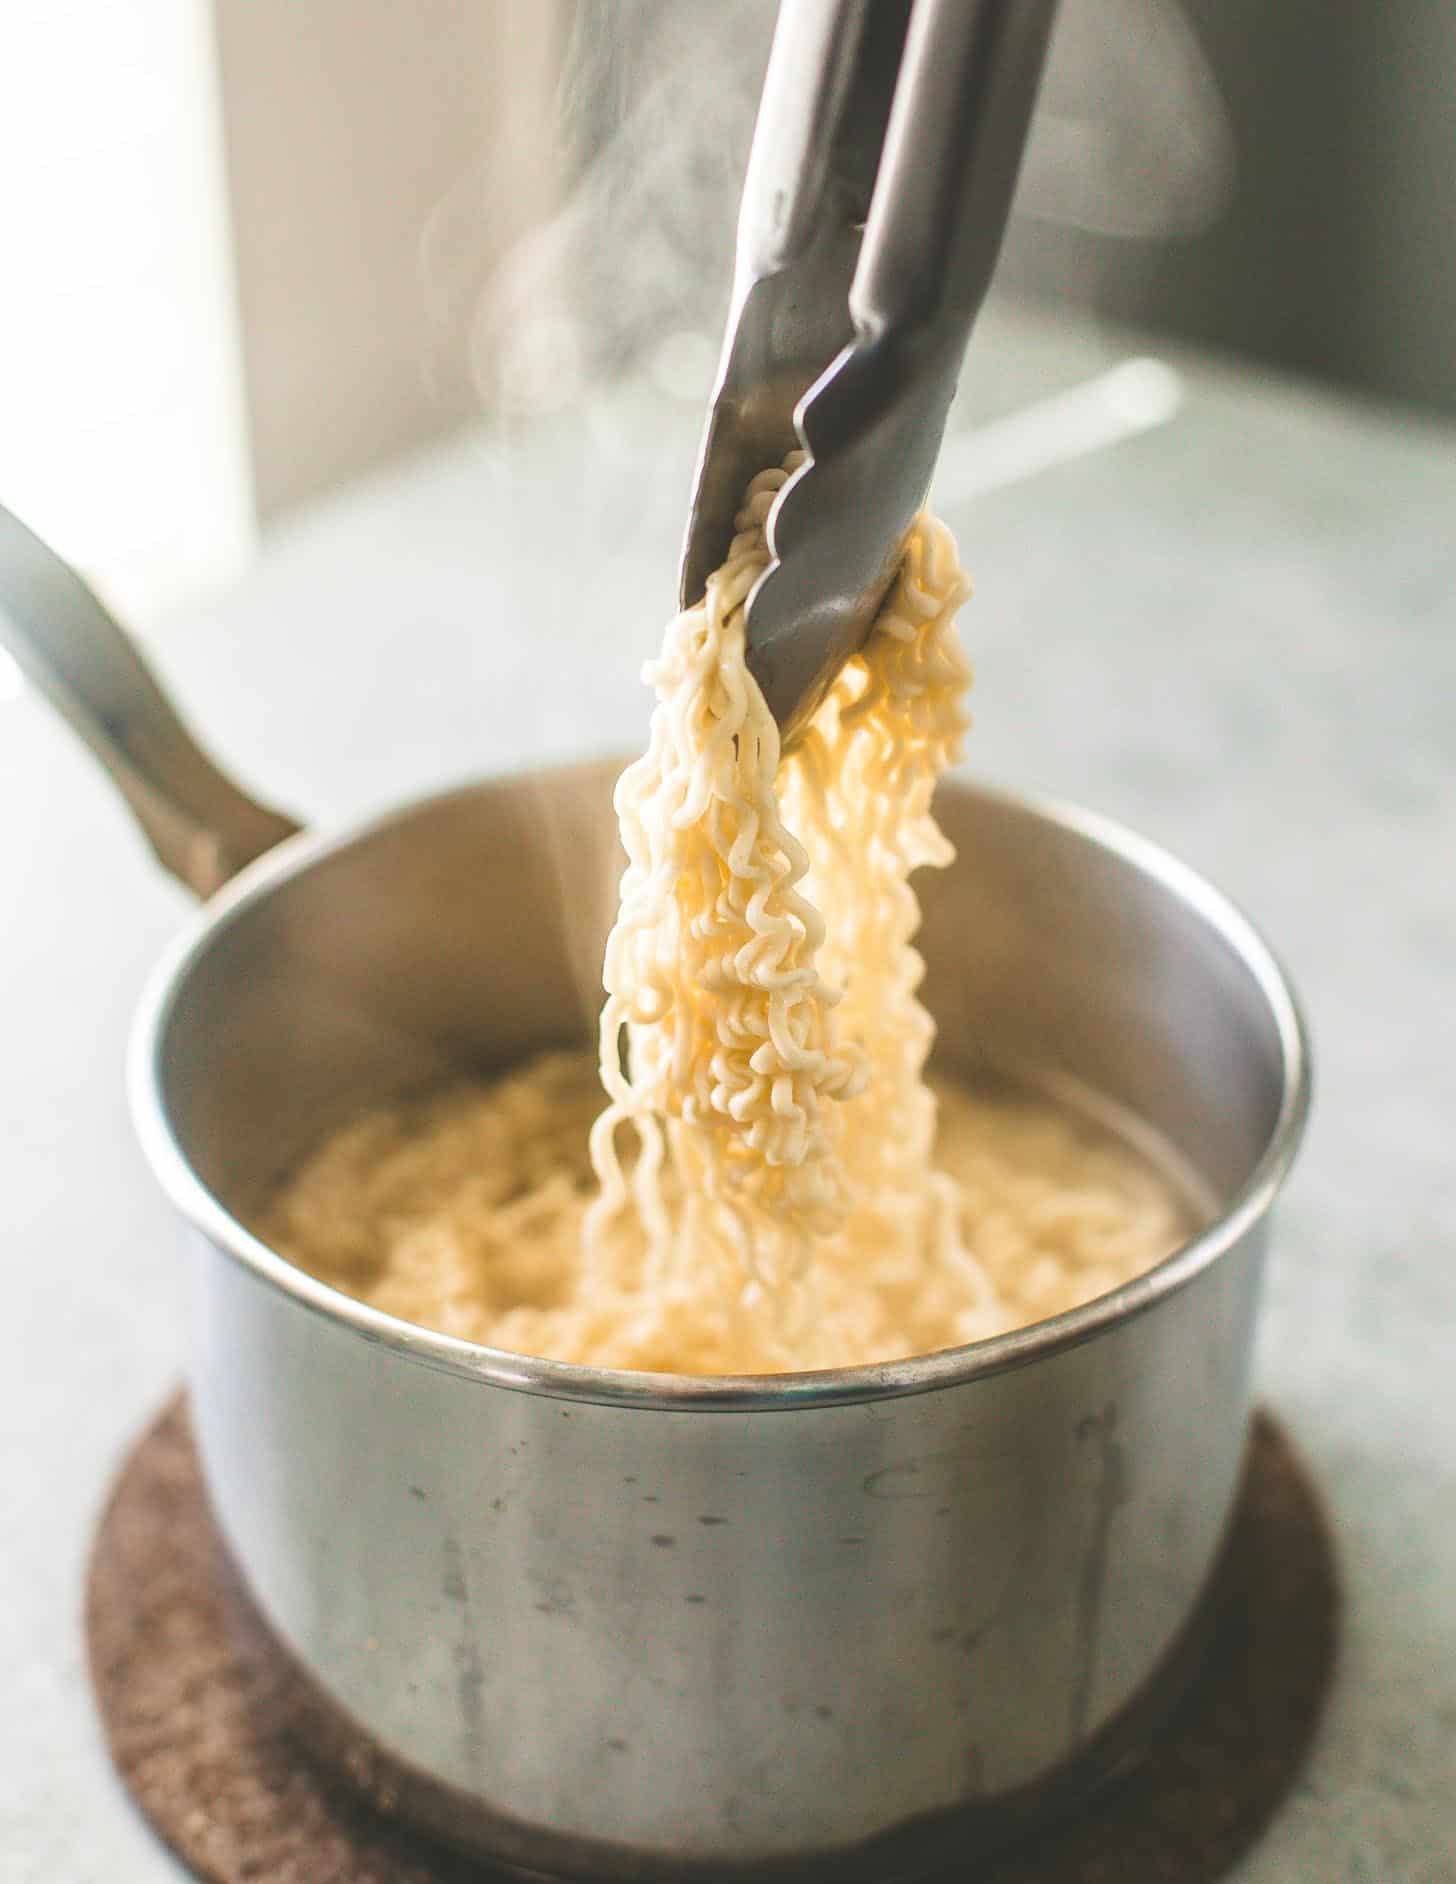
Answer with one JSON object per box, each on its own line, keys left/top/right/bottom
{"left": 2, "top": 508, "right": 1309, "bottom": 1878}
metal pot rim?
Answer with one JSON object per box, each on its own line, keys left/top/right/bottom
{"left": 128, "top": 769, "right": 1311, "bottom": 1413}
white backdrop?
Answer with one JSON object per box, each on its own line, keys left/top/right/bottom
{"left": 0, "top": 0, "right": 253, "bottom": 628}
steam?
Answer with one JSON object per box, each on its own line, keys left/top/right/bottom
{"left": 934, "top": 358, "right": 1185, "bottom": 506}
{"left": 466, "top": 0, "right": 775, "bottom": 416}
{"left": 1023, "top": 0, "right": 1235, "bottom": 237}
{"left": 432, "top": 0, "right": 1234, "bottom": 423}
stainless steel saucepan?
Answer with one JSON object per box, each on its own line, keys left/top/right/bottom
{"left": 3, "top": 507, "right": 1309, "bottom": 1877}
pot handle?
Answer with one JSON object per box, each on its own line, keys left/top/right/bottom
{"left": 0, "top": 501, "right": 301, "bottom": 898}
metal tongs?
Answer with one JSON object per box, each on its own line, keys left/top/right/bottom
{"left": 680, "top": 0, "right": 1057, "bottom": 745}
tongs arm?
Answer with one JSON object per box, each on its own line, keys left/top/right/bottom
{"left": 681, "top": 0, "right": 1057, "bottom": 743}
{"left": 803, "top": 0, "right": 1057, "bottom": 460}
{"left": 679, "top": 1, "right": 910, "bottom": 607}
{"left": 857, "top": 0, "right": 1056, "bottom": 353}
{"left": 733, "top": 0, "right": 885, "bottom": 288}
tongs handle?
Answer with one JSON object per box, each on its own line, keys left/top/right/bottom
{"left": 852, "top": 0, "right": 1056, "bottom": 351}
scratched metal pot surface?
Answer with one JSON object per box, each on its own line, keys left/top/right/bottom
{"left": 130, "top": 759, "right": 1309, "bottom": 1878}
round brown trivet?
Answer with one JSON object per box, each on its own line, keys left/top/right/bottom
{"left": 87, "top": 1396, "right": 1337, "bottom": 1884}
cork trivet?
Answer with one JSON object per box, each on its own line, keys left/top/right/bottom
{"left": 87, "top": 1396, "right": 1337, "bottom": 1884}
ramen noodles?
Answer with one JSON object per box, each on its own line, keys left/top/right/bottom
{"left": 262, "top": 466, "right": 1193, "bottom": 1371}
{"left": 262, "top": 1051, "right": 1192, "bottom": 1371}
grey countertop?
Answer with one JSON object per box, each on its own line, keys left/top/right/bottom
{"left": 3, "top": 305, "right": 1453, "bottom": 1879}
